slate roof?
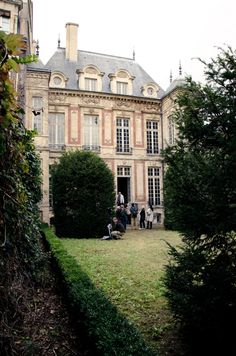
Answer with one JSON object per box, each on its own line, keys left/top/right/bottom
{"left": 164, "top": 76, "right": 186, "bottom": 97}
{"left": 31, "top": 47, "right": 165, "bottom": 99}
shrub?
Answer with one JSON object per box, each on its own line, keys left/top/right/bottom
{"left": 52, "top": 150, "right": 115, "bottom": 238}
{"left": 43, "top": 227, "right": 154, "bottom": 356}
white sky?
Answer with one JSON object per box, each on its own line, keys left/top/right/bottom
{"left": 33, "top": 0, "right": 236, "bottom": 90}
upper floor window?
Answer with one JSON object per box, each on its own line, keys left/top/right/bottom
{"left": 77, "top": 65, "right": 104, "bottom": 92}
{"left": 116, "top": 117, "right": 131, "bottom": 154}
{"left": 0, "top": 10, "right": 10, "bottom": 33}
{"left": 32, "top": 96, "right": 43, "bottom": 134}
{"left": 117, "top": 81, "right": 128, "bottom": 95}
{"left": 85, "top": 78, "right": 97, "bottom": 91}
{"left": 141, "top": 82, "right": 159, "bottom": 98}
{"left": 148, "top": 167, "right": 160, "bottom": 206}
{"left": 109, "top": 70, "right": 135, "bottom": 95}
{"left": 50, "top": 71, "right": 67, "bottom": 88}
{"left": 83, "top": 115, "right": 99, "bottom": 151}
{"left": 49, "top": 113, "right": 65, "bottom": 149}
{"left": 168, "top": 116, "right": 175, "bottom": 145}
{"left": 146, "top": 121, "right": 159, "bottom": 154}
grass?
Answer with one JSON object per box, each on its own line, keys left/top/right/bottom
{"left": 60, "top": 228, "right": 182, "bottom": 355}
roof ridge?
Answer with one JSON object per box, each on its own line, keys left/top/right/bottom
{"left": 58, "top": 47, "right": 134, "bottom": 61}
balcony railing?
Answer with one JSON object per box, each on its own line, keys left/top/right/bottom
{"left": 116, "top": 147, "right": 133, "bottom": 154}
{"left": 49, "top": 144, "right": 66, "bottom": 151}
{"left": 146, "top": 148, "right": 159, "bottom": 155}
{"left": 82, "top": 145, "right": 101, "bottom": 153}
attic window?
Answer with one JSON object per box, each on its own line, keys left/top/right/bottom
{"left": 147, "top": 87, "right": 153, "bottom": 95}
{"left": 53, "top": 76, "right": 62, "bottom": 86}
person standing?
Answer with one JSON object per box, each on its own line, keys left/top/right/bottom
{"left": 130, "top": 202, "right": 138, "bottom": 229}
{"left": 139, "top": 206, "right": 146, "bottom": 229}
{"left": 146, "top": 205, "right": 154, "bottom": 229}
{"left": 116, "top": 191, "right": 125, "bottom": 206}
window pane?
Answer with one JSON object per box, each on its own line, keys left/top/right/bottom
{"left": 146, "top": 120, "right": 159, "bottom": 154}
{"left": 116, "top": 118, "right": 130, "bottom": 153}
{"left": 85, "top": 78, "right": 97, "bottom": 91}
{"left": 49, "top": 113, "right": 65, "bottom": 146}
{"left": 148, "top": 167, "right": 160, "bottom": 205}
{"left": 117, "top": 82, "right": 128, "bottom": 95}
{"left": 32, "top": 96, "right": 43, "bottom": 134}
{"left": 84, "top": 115, "right": 99, "bottom": 147}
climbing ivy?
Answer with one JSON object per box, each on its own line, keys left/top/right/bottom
{"left": 0, "top": 31, "right": 43, "bottom": 352}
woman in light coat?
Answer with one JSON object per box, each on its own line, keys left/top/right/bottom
{"left": 146, "top": 205, "right": 154, "bottom": 229}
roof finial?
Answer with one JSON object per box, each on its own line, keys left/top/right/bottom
{"left": 170, "top": 69, "right": 173, "bottom": 83}
{"left": 58, "top": 34, "right": 61, "bottom": 48}
{"left": 179, "top": 60, "right": 182, "bottom": 76}
{"left": 36, "top": 40, "right": 39, "bottom": 56}
{"left": 133, "top": 47, "right": 135, "bottom": 61}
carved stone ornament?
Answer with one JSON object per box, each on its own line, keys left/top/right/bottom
{"left": 82, "top": 97, "right": 100, "bottom": 104}
{"left": 116, "top": 101, "right": 131, "bottom": 108}
{"left": 145, "top": 103, "right": 159, "bottom": 112}
{"left": 49, "top": 93, "right": 66, "bottom": 103}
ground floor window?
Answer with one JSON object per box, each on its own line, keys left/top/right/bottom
{"left": 148, "top": 167, "right": 160, "bottom": 206}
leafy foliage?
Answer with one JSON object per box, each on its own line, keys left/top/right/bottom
{"left": 52, "top": 150, "right": 115, "bottom": 238}
{"left": 163, "top": 47, "right": 236, "bottom": 354}
{"left": 0, "top": 32, "right": 43, "bottom": 353}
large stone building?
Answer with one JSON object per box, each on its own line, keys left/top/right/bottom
{"left": 25, "top": 23, "right": 183, "bottom": 224}
{"left": 1, "top": 2, "right": 183, "bottom": 224}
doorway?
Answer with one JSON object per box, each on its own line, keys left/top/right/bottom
{"left": 117, "top": 177, "right": 130, "bottom": 204}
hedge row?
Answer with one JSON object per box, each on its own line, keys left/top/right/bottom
{"left": 42, "top": 227, "right": 155, "bottom": 356}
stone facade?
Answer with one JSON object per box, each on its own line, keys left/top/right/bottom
{"left": 1, "top": 4, "right": 183, "bottom": 225}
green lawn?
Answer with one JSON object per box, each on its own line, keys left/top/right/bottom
{"left": 61, "top": 228, "right": 182, "bottom": 354}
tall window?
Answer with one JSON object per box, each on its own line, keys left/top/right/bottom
{"left": 0, "top": 11, "right": 10, "bottom": 33}
{"left": 32, "top": 96, "right": 43, "bottom": 134}
{"left": 116, "top": 118, "right": 130, "bottom": 153}
{"left": 146, "top": 121, "right": 159, "bottom": 154}
{"left": 168, "top": 116, "right": 175, "bottom": 145}
{"left": 84, "top": 115, "right": 99, "bottom": 150}
{"left": 49, "top": 113, "right": 65, "bottom": 148}
{"left": 117, "top": 81, "right": 128, "bottom": 95}
{"left": 85, "top": 78, "right": 97, "bottom": 91}
{"left": 148, "top": 167, "right": 160, "bottom": 206}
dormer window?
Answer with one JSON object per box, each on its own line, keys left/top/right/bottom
{"left": 147, "top": 87, "right": 154, "bottom": 96}
{"left": 50, "top": 71, "right": 67, "bottom": 88}
{"left": 109, "top": 70, "right": 135, "bottom": 96}
{"left": 141, "top": 83, "right": 159, "bottom": 98}
{"left": 77, "top": 65, "right": 104, "bottom": 92}
{"left": 85, "top": 77, "right": 97, "bottom": 91}
{"left": 53, "top": 76, "right": 62, "bottom": 86}
{"left": 117, "top": 81, "right": 128, "bottom": 95}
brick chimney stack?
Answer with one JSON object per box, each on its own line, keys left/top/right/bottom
{"left": 65, "top": 22, "right": 78, "bottom": 61}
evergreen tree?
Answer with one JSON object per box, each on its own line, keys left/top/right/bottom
{"left": 52, "top": 150, "right": 115, "bottom": 238}
{"left": 163, "top": 47, "right": 236, "bottom": 355}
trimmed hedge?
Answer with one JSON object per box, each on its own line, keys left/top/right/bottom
{"left": 42, "top": 227, "right": 155, "bottom": 356}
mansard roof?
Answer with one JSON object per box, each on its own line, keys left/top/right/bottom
{"left": 42, "top": 48, "right": 165, "bottom": 99}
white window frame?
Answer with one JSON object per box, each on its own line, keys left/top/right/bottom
{"left": 148, "top": 167, "right": 160, "bottom": 206}
{"left": 116, "top": 118, "right": 130, "bottom": 153}
{"left": 32, "top": 96, "right": 43, "bottom": 134}
{"left": 146, "top": 120, "right": 159, "bottom": 154}
{"left": 85, "top": 77, "right": 97, "bottom": 91}
{"left": 168, "top": 116, "right": 175, "bottom": 145}
{"left": 83, "top": 115, "right": 99, "bottom": 150}
{"left": 49, "top": 113, "right": 65, "bottom": 148}
{"left": 0, "top": 16, "right": 10, "bottom": 33}
{"left": 117, "top": 81, "right": 128, "bottom": 95}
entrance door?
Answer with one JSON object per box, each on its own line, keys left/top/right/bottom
{"left": 117, "top": 177, "right": 130, "bottom": 204}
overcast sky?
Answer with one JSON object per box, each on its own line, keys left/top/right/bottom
{"left": 33, "top": 0, "right": 236, "bottom": 90}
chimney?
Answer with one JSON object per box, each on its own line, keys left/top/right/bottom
{"left": 65, "top": 23, "right": 78, "bottom": 61}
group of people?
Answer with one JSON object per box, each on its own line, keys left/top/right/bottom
{"left": 101, "top": 192, "right": 155, "bottom": 240}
